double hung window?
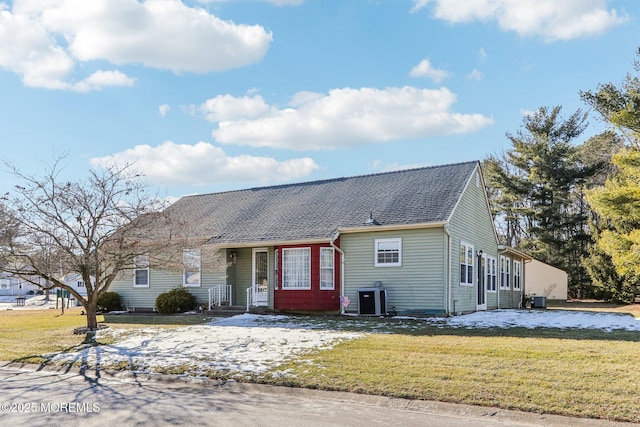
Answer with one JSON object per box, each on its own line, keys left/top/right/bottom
{"left": 460, "top": 242, "right": 474, "bottom": 286}
{"left": 513, "top": 261, "right": 521, "bottom": 290}
{"left": 375, "top": 238, "right": 402, "bottom": 267}
{"left": 500, "top": 256, "right": 511, "bottom": 290}
{"left": 183, "top": 249, "right": 201, "bottom": 287}
{"left": 486, "top": 256, "right": 497, "bottom": 292}
{"left": 320, "top": 248, "right": 334, "bottom": 290}
{"left": 134, "top": 255, "right": 150, "bottom": 287}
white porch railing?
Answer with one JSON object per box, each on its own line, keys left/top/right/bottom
{"left": 246, "top": 284, "right": 268, "bottom": 312}
{"left": 208, "top": 285, "right": 232, "bottom": 310}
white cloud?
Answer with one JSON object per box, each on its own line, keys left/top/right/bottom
{"left": 200, "top": 94, "right": 274, "bottom": 122}
{"left": 409, "top": 59, "right": 449, "bottom": 82}
{"left": 478, "top": 48, "right": 487, "bottom": 61}
{"left": 206, "top": 86, "right": 493, "bottom": 150}
{"left": 90, "top": 141, "right": 319, "bottom": 186}
{"left": 411, "top": 0, "right": 628, "bottom": 41}
{"left": 0, "top": 0, "right": 272, "bottom": 90}
{"left": 467, "top": 68, "right": 483, "bottom": 81}
{"left": 159, "top": 104, "right": 171, "bottom": 117}
{"left": 72, "top": 70, "right": 136, "bottom": 92}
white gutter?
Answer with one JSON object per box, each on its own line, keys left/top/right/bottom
{"left": 338, "top": 221, "right": 447, "bottom": 234}
{"left": 330, "top": 230, "right": 346, "bottom": 315}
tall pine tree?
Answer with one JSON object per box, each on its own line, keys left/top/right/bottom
{"left": 581, "top": 48, "right": 640, "bottom": 301}
{"left": 484, "top": 106, "right": 602, "bottom": 297}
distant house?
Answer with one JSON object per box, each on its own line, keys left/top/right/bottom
{"left": 0, "top": 273, "right": 43, "bottom": 297}
{"left": 524, "top": 259, "right": 568, "bottom": 301}
{"left": 110, "top": 161, "right": 530, "bottom": 316}
{"left": 60, "top": 272, "right": 91, "bottom": 298}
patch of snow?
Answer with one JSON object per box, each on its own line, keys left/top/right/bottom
{"left": 0, "top": 295, "right": 60, "bottom": 310}
{"left": 435, "top": 309, "right": 640, "bottom": 332}
{"left": 48, "top": 310, "right": 640, "bottom": 379}
{"left": 50, "top": 314, "right": 362, "bottom": 376}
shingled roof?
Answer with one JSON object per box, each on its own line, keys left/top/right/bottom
{"left": 167, "top": 161, "right": 479, "bottom": 246}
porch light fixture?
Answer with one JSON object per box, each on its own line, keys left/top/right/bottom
{"left": 229, "top": 251, "right": 237, "bottom": 265}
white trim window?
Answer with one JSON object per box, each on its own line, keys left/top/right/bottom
{"left": 320, "top": 247, "right": 335, "bottom": 290}
{"left": 513, "top": 260, "right": 522, "bottom": 290}
{"left": 133, "top": 255, "right": 150, "bottom": 288}
{"left": 374, "top": 238, "right": 402, "bottom": 267}
{"left": 183, "top": 249, "right": 201, "bottom": 287}
{"left": 282, "top": 248, "right": 311, "bottom": 289}
{"left": 486, "top": 256, "right": 497, "bottom": 292}
{"left": 460, "top": 242, "right": 474, "bottom": 286}
{"left": 500, "top": 256, "right": 511, "bottom": 290}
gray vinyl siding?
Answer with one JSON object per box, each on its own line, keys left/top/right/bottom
{"left": 447, "top": 168, "right": 500, "bottom": 314}
{"left": 229, "top": 246, "right": 275, "bottom": 309}
{"left": 231, "top": 247, "right": 252, "bottom": 308}
{"left": 341, "top": 228, "right": 447, "bottom": 315}
{"left": 109, "top": 248, "right": 228, "bottom": 310}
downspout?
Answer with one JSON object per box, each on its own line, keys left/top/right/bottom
{"left": 330, "top": 230, "right": 346, "bottom": 315}
{"left": 444, "top": 224, "right": 452, "bottom": 316}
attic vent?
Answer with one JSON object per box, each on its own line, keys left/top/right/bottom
{"left": 365, "top": 211, "right": 380, "bottom": 226}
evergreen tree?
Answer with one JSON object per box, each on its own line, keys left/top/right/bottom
{"left": 581, "top": 48, "right": 640, "bottom": 301}
{"left": 586, "top": 149, "right": 640, "bottom": 293}
{"left": 484, "top": 106, "right": 600, "bottom": 297}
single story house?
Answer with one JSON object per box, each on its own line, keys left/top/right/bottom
{"left": 524, "top": 259, "right": 568, "bottom": 301}
{"left": 0, "top": 273, "right": 43, "bottom": 297}
{"left": 60, "top": 272, "right": 90, "bottom": 298}
{"left": 110, "top": 161, "right": 530, "bottom": 316}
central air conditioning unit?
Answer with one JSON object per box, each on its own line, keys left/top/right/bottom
{"left": 357, "top": 286, "right": 387, "bottom": 316}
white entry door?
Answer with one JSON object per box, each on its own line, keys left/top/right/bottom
{"left": 252, "top": 248, "right": 268, "bottom": 306}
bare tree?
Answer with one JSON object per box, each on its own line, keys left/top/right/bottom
{"left": 0, "top": 156, "right": 187, "bottom": 332}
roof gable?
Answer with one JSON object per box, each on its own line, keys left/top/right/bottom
{"left": 167, "top": 161, "right": 480, "bottom": 245}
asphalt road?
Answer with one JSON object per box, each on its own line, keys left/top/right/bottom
{"left": 0, "top": 364, "right": 634, "bottom": 427}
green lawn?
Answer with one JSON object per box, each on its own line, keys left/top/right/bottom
{"left": 0, "top": 308, "right": 96, "bottom": 363}
{"left": 1, "top": 306, "right": 640, "bottom": 422}
{"left": 0, "top": 308, "right": 211, "bottom": 363}
{"left": 266, "top": 333, "right": 640, "bottom": 422}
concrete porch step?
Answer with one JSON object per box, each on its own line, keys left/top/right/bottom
{"left": 205, "top": 305, "right": 246, "bottom": 314}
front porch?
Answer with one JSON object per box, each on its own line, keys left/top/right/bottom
{"left": 207, "top": 283, "right": 268, "bottom": 313}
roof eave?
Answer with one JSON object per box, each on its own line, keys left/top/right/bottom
{"left": 206, "top": 221, "right": 450, "bottom": 247}
{"left": 208, "top": 237, "right": 334, "bottom": 248}
{"left": 498, "top": 245, "right": 533, "bottom": 260}
{"left": 339, "top": 221, "right": 448, "bottom": 234}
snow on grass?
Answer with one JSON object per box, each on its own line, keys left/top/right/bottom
{"left": 50, "top": 313, "right": 363, "bottom": 376}
{"left": 48, "top": 310, "right": 640, "bottom": 378}
{"left": 440, "top": 309, "right": 640, "bottom": 332}
{"left": 0, "top": 295, "right": 60, "bottom": 310}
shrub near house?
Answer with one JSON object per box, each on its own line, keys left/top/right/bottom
{"left": 155, "top": 288, "right": 196, "bottom": 314}
{"left": 97, "top": 292, "right": 122, "bottom": 312}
